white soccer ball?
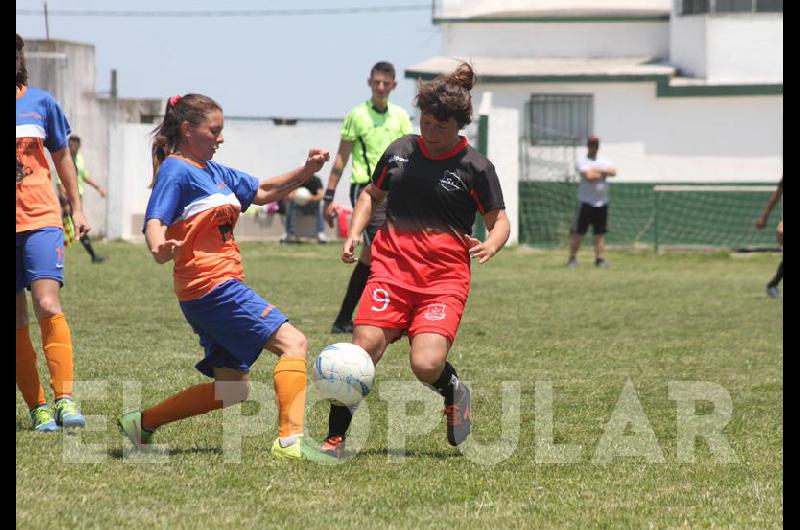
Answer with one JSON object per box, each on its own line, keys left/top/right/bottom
{"left": 292, "top": 187, "right": 312, "bottom": 206}
{"left": 312, "top": 343, "right": 375, "bottom": 406}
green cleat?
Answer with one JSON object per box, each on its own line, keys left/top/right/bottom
{"left": 54, "top": 397, "right": 86, "bottom": 429}
{"left": 301, "top": 436, "right": 342, "bottom": 464}
{"left": 116, "top": 410, "right": 153, "bottom": 448}
{"left": 30, "top": 405, "right": 60, "bottom": 432}
{"left": 270, "top": 436, "right": 339, "bottom": 463}
{"left": 271, "top": 436, "right": 305, "bottom": 461}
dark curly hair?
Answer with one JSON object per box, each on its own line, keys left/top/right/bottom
{"left": 16, "top": 33, "right": 28, "bottom": 86}
{"left": 414, "top": 62, "right": 477, "bottom": 128}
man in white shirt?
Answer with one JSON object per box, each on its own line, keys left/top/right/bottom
{"left": 567, "top": 136, "right": 616, "bottom": 268}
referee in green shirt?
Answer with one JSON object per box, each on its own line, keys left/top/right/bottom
{"left": 323, "top": 61, "right": 412, "bottom": 333}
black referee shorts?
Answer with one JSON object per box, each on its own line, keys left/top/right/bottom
{"left": 350, "top": 182, "right": 387, "bottom": 246}
{"left": 571, "top": 203, "right": 608, "bottom": 236}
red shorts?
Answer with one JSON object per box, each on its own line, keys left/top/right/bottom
{"left": 353, "top": 280, "right": 467, "bottom": 344}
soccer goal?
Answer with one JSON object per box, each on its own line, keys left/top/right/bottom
{"left": 652, "top": 184, "right": 780, "bottom": 252}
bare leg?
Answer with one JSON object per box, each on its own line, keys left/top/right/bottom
{"left": 569, "top": 233, "right": 583, "bottom": 263}
{"left": 594, "top": 234, "right": 606, "bottom": 262}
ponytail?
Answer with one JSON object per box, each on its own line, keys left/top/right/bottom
{"left": 149, "top": 93, "right": 221, "bottom": 187}
{"left": 448, "top": 63, "right": 476, "bottom": 92}
{"left": 414, "top": 62, "right": 477, "bottom": 128}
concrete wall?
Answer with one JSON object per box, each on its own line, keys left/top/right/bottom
{"left": 476, "top": 93, "right": 521, "bottom": 245}
{"left": 442, "top": 22, "right": 669, "bottom": 58}
{"left": 705, "top": 14, "right": 782, "bottom": 81}
{"left": 437, "top": 0, "right": 671, "bottom": 18}
{"left": 476, "top": 83, "right": 782, "bottom": 183}
{"left": 670, "top": 13, "right": 783, "bottom": 81}
{"left": 23, "top": 39, "right": 162, "bottom": 239}
{"left": 108, "top": 122, "right": 359, "bottom": 241}
{"left": 668, "top": 13, "right": 707, "bottom": 77}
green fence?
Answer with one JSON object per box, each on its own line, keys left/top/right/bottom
{"left": 519, "top": 182, "right": 781, "bottom": 250}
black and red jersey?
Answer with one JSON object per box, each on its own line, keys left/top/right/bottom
{"left": 369, "top": 134, "right": 505, "bottom": 297}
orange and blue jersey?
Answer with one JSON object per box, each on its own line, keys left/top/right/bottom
{"left": 144, "top": 155, "right": 260, "bottom": 301}
{"left": 16, "top": 85, "right": 71, "bottom": 233}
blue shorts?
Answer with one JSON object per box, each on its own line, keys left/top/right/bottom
{"left": 179, "top": 279, "right": 289, "bottom": 378}
{"left": 16, "top": 228, "right": 65, "bottom": 294}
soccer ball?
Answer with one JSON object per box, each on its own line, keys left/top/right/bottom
{"left": 292, "top": 187, "right": 312, "bottom": 206}
{"left": 312, "top": 343, "right": 375, "bottom": 406}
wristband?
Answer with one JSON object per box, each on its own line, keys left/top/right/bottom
{"left": 323, "top": 189, "right": 335, "bottom": 202}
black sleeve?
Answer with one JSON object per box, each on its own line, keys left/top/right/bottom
{"left": 472, "top": 161, "right": 505, "bottom": 214}
{"left": 304, "top": 175, "right": 323, "bottom": 194}
{"left": 371, "top": 146, "right": 394, "bottom": 191}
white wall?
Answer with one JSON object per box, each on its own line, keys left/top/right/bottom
{"left": 478, "top": 83, "right": 782, "bottom": 183}
{"left": 670, "top": 13, "right": 783, "bottom": 81}
{"left": 442, "top": 22, "right": 669, "bottom": 58}
{"left": 27, "top": 41, "right": 105, "bottom": 235}
{"left": 107, "top": 124, "right": 152, "bottom": 240}
{"left": 26, "top": 40, "right": 163, "bottom": 239}
{"left": 669, "top": 14, "right": 706, "bottom": 77}
{"left": 705, "top": 14, "right": 782, "bottom": 81}
{"left": 485, "top": 104, "right": 520, "bottom": 245}
{"left": 438, "top": 0, "right": 671, "bottom": 18}
{"left": 108, "top": 122, "right": 354, "bottom": 240}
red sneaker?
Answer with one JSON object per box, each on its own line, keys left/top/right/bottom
{"left": 320, "top": 435, "right": 346, "bottom": 458}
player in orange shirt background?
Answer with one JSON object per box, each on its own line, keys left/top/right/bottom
{"left": 16, "top": 33, "right": 88, "bottom": 432}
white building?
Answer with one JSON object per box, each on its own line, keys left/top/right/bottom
{"left": 23, "top": 38, "right": 348, "bottom": 242}
{"left": 23, "top": 39, "right": 164, "bottom": 239}
{"left": 406, "top": 0, "right": 783, "bottom": 247}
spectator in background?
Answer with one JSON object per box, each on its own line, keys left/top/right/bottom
{"left": 57, "top": 135, "right": 106, "bottom": 263}
{"left": 281, "top": 173, "right": 327, "bottom": 243}
{"left": 567, "top": 136, "right": 616, "bottom": 269}
{"left": 756, "top": 177, "right": 783, "bottom": 299}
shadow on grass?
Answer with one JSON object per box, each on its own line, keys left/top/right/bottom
{"left": 351, "top": 448, "right": 460, "bottom": 460}
{"left": 108, "top": 446, "right": 223, "bottom": 460}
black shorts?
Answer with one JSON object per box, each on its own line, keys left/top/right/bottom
{"left": 350, "top": 183, "right": 387, "bottom": 246}
{"left": 572, "top": 203, "right": 608, "bottom": 235}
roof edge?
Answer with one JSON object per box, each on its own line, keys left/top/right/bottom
{"left": 404, "top": 69, "right": 783, "bottom": 97}
{"left": 433, "top": 9, "right": 670, "bottom": 24}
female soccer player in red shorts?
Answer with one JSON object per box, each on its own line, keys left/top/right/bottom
{"left": 321, "top": 63, "right": 511, "bottom": 457}
{"left": 116, "top": 93, "right": 332, "bottom": 461}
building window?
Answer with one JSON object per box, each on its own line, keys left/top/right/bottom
{"left": 680, "top": 0, "right": 710, "bottom": 14}
{"left": 678, "top": 0, "right": 782, "bottom": 14}
{"left": 755, "top": 0, "right": 783, "bottom": 11}
{"left": 527, "top": 94, "right": 593, "bottom": 146}
{"left": 716, "top": 0, "right": 753, "bottom": 11}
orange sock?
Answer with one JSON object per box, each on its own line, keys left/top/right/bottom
{"left": 274, "top": 356, "right": 307, "bottom": 437}
{"left": 38, "top": 313, "right": 74, "bottom": 399}
{"left": 16, "top": 326, "right": 46, "bottom": 410}
{"left": 141, "top": 383, "right": 224, "bottom": 431}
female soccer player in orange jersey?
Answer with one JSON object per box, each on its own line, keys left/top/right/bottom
{"left": 116, "top": 93, "right": 332, "bottom": 461}
{"left": 16, "top": 33, "right": 88, "bottom": 432}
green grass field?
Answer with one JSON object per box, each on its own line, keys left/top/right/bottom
{"left": 16, "top": 241, "right": 783, "bottom": 529}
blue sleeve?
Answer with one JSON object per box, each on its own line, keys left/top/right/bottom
{"left": 144, "top": 171, "right": 183, "bottom": 231}
{"left": 214, "top": 163, "right": 259, "bottom": 212}
{"left": 43, "top": 94, "right": 71, "bottom": 153}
